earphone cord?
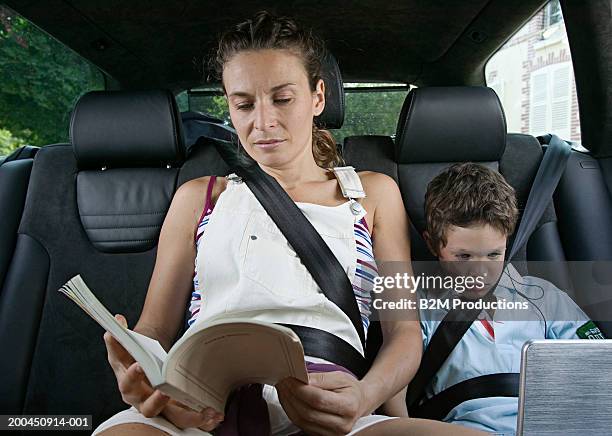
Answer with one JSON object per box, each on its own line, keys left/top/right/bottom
{"left": 503, "top": 269, "right": 548, "bottom": 339}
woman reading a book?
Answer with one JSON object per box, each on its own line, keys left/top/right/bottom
{"left": 94, "top": 11, "right": 484, "bottom": 436}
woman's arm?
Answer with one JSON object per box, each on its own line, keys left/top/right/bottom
{"left": 133, "top": 177, "right": 210, "bottom": 349}
{"left": 103, "top": 176, "right": 226, "bottom": 429}
{"left": 276, "top": 172, "right": 420, "bottom": 433}
{"left": 359, "top": 172, "right": 420, "bottom": 416}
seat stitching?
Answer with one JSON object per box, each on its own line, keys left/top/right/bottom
{"left": 80, "top": 211, "right": 166, "bottom": 217}
{"left": 92, "top": 238, "right": 156, "bottom": 243}
{"left": 85, "top": 224, "right": 161, "bottom": 230}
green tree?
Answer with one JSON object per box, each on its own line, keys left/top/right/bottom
{"left": 0, "top": 5, "right": 104, "bottom": 152}
{"left": 205, "top": 95, "right": 230, "bottom": 122}
{"left": 333, "top": 90, "right": 407, "bottom": 143}
{"left": 0, "top": 127, "right": 25, "bottom": 155}
{"left": 181, "top": 91, "right": 230, "bottom": 124}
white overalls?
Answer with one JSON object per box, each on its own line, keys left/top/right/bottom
{"left": 93, "top": 167, "right": 395, "bottom": 436}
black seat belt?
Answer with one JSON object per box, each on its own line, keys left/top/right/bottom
{"left": 407, "top": 135, "right": 571, "bottom": 417}
{"left": 405, "top": 292, "right": 496, "bottom": 412}
{"left": 211, "top": 139, "right": 368, "bottom": 378}
{"left": 281, "top": 324, "right": 368, "bottom": 379}
{"left": 412, "top": 373, "right": 520, "bottom": 420}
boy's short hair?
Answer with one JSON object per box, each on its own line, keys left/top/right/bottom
{"left": 425, "top": 162, "right": 519, "bottom": 255}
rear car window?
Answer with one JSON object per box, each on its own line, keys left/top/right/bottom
{"left": 176, "top": 83, "right": 410, "bottom": 145}
{"left": 485, "top": 0, "right": 580, "bottom": 143}
{"left": 333, "top": 83, "right": 410, "bottom": 144}
{"left": 0, "top": 5, "right": 104, "bottom": 155}
{"left": 177, "top": 88, "right": 230, "bottom": 124}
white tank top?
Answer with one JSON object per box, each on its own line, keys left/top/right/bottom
{"left": 189, "top": 167, "right": 376, "bottom": 356}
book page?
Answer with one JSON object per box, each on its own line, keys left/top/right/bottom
{"left": 161, "top": 319, "right": 308, "bottom": 412}
{"left": 127, "top": 329, "right": 168, "bottom": 368}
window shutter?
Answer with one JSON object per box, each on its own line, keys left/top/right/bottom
{"left": 530, "top": 71, "right": 548, "bottom": 135}
{"left": 551, "top": 65, "right": 571, "bottom": 138}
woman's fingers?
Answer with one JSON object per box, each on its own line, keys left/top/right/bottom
{"left": 114, "top": 314, "right": 128, "bottom": 328}
{"left": 196, "top": 406, "right": 224, "bottom": 429}
{"left": 202, "top": 406, "right": 224, "bottom": 422}
{"left": 196, "top": 413, "right": 225, "bottom": 432}
{"left": 277, "top": 380, "right": 350, "bottom": 436}
{"left": 282, "top": 377, "right": 345, "bottom": 416}
{"left": 102, "top": 314, "right": 147, "bottom": 410}
{"left": 103, "top": 332, "right": 134, "bottom": 371}
{"left": 102, "top": 313, "right": 225, "bottom": 429}
{"left": 124, "top": 362, "right": 150, "bottom": 389}
{"left": 308, "top": 371, "right": 353, "bottom": 390}
{"left": 117, "top": 362, "right": 153, "bottom": 406}
{"left": 161, "top": 402, "right": 223, "bottom": 430}
{"left": 139, "top": 390, "right": 171, "bottom": 418}
{"left": 103, "top": 314, "right": 135, "bottom": 372}
{"left": 277, "top": 383, "right": 322, "bottom": 434}
{"left": 102, "top": 314, "right": 177, "bottom": 420}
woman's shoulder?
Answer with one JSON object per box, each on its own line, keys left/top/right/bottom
{"left": 356, "top": 170, "right": 400, "bottom": 199}
{"left": 176, "top": 175, "right": 229, "bottom": 206}
{"left": 356, "top": 170, "right": 407, "bottom": 231}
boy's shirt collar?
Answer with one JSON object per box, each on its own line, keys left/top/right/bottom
{"left": 496, "top": 263, "right": 525, "bottom": 291}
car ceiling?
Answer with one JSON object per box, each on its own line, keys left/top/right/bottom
{"left": 4, "top": 0, "right": 548, "bottom": 90}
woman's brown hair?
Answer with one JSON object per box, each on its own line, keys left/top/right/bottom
{"left": 210, "top": 11, "right": 342, "bottom": 168}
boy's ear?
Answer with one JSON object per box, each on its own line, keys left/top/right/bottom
{"left": 422, "top": 231, "right": 438, "bottom": 257}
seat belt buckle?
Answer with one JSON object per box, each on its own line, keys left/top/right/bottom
{"left": 227, "top": 173, "right": 243, "bottom": 184}
{"left": 331, "top": 166, "right": 366, "bottom": 199}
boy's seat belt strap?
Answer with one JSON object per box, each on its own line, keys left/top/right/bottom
{"left": 405, "top": 296, "right": 492, "bottom": 410}
{"left": 411, "top": 373, "right": 520, "bottom": 420}
{"left": 407, "top": 135, "right": 571, "bottom": 417}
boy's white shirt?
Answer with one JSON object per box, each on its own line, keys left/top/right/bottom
{"left": 418, "top": 263, "right": 595, "bottom": 436}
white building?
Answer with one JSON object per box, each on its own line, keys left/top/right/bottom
{"left": 486, "top": 1, "right": 580, "bottom": 143}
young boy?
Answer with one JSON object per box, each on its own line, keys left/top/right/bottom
{"left": 386, "top": 162, "right": 604, "bottom": 435}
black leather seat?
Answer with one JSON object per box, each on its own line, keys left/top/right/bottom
{"left": 554, "top": 143, "right": 612, "bottom": 334}
{"left": 181, "top": 110, "right": 238, "bottom": 154}
{"left": 315, "top": 52, "right": 345, "bottom": 133}
{"left": 344, "top": 86, "right": 573, "bottom": 291}
{"left": 0, "top": 146, "right": 38, "bottom": 292}
{"left": 0, "top": 90, "right": 230, "bottom": 431}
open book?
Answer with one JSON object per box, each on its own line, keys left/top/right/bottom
{"left": 58, "top": 275, "right": 308, "bottom": 412}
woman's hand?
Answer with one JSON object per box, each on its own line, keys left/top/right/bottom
{"left": 103, "top": 314, "right": 224, "bottom": 431}
{"left": 162, "top": 398, "right": 224, "bottom": 432}
{"left": 276, "top": 371, "right": 366, "bottom": 436}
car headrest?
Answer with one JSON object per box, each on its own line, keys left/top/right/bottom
{"left": 70, "top": 90, "right": 185, "bottom": 169}
{"left": 315, "top": 52, "right": 345, "bottom": 130}
{"left": 395, "top": 86, "right": 506, "bottom": 164}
